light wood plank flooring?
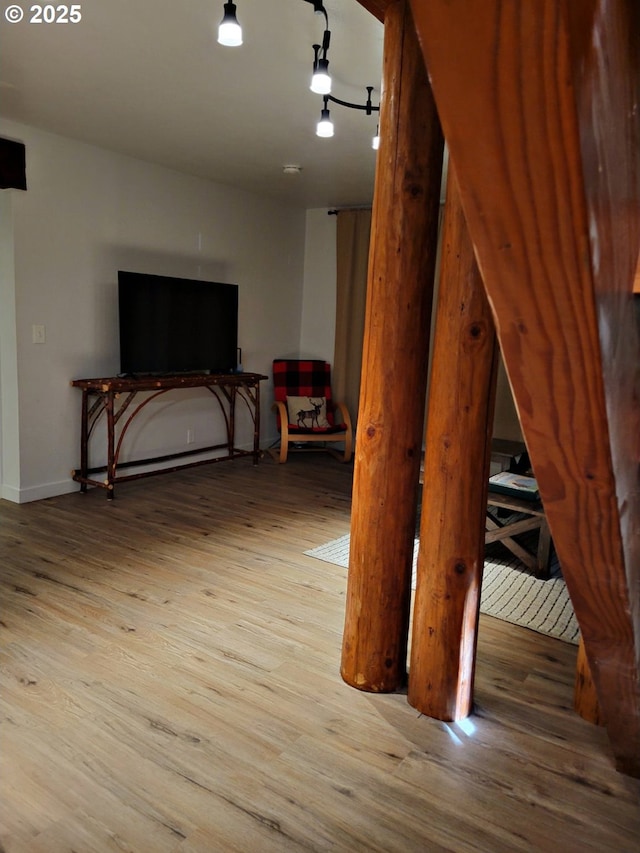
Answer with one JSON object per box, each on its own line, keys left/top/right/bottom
{"left": 1, "top": 456, "right": 639, "bottom": 852}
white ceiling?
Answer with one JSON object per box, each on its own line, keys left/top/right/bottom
{"left": 0, "top": 0, "right": 384, "bottom": 208}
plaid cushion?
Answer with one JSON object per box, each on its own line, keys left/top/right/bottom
{"left": 273, "top": 359, "right": 346, "bottom": 432}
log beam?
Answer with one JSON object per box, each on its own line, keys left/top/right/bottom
{"left": 410, "top": 0, "right": 640, "bottom": 775}
{"left": 408, "top": 165, "right": 498, "bottom": 720}
{"left": 355, "top": 0, "right": 392, "bottom": 23}
{"left": 575, "top": 637, "right": 605, "bottom": 726}
{"left": 341, "top": 0, "right": 444, "bottom": 692}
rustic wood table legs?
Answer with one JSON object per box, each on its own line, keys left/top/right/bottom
{"left": 485, "top": 495, "right": 552, "bottom": 579}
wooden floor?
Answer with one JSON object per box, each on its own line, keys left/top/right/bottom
{"left": 1, "top": 456, "right": 639, "bottom": 852}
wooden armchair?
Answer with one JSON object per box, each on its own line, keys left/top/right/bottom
{"left": 269, "top": 359, "right": 353, "bottom": 464}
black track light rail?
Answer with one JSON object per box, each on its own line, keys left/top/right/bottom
{"left": 302, "top": 0, "right": 329, "bottom": 28}
{"left": 325, "top": 86, "right": 380, "bottom": 115}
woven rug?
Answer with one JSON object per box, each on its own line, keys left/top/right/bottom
{"left": 305, "top": 534, "right": 580, "bottom": 645}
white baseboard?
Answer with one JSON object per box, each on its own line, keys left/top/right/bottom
{"left": 1, "top": 440, "right": 275, "bottom": 505}
{"left": 1, "top": 478, "right": 79, "bottom": 504}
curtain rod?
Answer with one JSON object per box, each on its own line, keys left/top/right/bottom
{"left": 327, "top": 206, "right": 372, "bottom": 215}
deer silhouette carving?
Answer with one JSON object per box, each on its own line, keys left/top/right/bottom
{"left": 296, "top": 398, "right": 324, "bottom": 429}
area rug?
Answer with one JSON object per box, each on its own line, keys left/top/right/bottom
{"left": 305, "top": 534, "right": 580, "bottom": 645}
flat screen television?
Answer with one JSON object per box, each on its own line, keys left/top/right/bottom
{"left": 118, "top": 271, "right": 238, "bottom": 376}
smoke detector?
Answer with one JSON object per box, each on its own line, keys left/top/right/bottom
{"left": 282, "top": 164, "right": 302, "bottom": 175}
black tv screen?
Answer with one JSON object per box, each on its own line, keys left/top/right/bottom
{"left": 118, "top": 271, "right": 238, "bottom": 376}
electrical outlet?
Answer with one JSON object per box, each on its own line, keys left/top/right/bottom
{"left": 187, "top": 428, "right": 195, "bottom": 445}
{"left": 32, "top": 324, "right": 46, "bottom": 344}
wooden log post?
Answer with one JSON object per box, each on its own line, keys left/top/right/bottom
{"left": 340, "top": 0, "right": 444, "bottom": 692}
{"left": 408, "top": 166, "right": 499, "bottom": 720}
{"left": 410, "top": 0, "right": 640, "bottom": 775}
{"left": 574, "top": 636, "right": 605, "bottom": 726}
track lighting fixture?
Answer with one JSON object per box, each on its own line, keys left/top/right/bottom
{"left": 316, "top": 98, "right": 334, "bottom": 138}
{"left": 310, "top": 20, "right": 332, "bottom": 94}
{"left": 311, "top": 45, "right": 331, "bottom": 95}
{"left": 316, "top": 86, "right": 380, "bottom": 140}
{"left": 216, "top": 1, "right": 379, "bottom": 147}
{"left": 217, "top": 2, "right": 242, "bottom": 47}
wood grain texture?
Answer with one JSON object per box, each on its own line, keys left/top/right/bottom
{"left": 575, "top": 637, "right": 605, "bottom": 726}
{"left": 1, "top": 459, "right": 639, "bottom": 850}
{"left": 411, "top": 0, "right": 640, "bottom": 776}
{"left": 408, "top": 166, "right": 498, "bottom": 720}
{"left": 341, "top": 0, "right": 444, "bottom": 693}
{"left": 355, "top": 0, "right": 393, "bottom": 24}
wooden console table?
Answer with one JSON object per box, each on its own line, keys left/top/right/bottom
{"left": 71, "top": 372, "right": 267, "bottom": 499}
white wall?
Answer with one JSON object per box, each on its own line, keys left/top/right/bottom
{"left": 0, "top": 119, "right": 307, "bottom": 502}
{"left": 493, "top": 357, "right": 524, "bottom": 442}
{"left": 0, "top": 192, "right": 19, "bottom": 494}
{"left": 299, "top": 208, "right": 337, "bottom": 361}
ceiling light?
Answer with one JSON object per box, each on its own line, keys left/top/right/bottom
{"left": 310, "top": 26, "right": 332, "bottom": 95}
{"left": 316, "top": 101, "right": 334, "bottom": 138}
{"left": 283, "top": 165, "right": 303, "bottom": 175}
{"left": 311, "top": 55, "right": 331, "bottom": 95}
{"left": 217, "top": 2, "right": 242, "bottom": 46}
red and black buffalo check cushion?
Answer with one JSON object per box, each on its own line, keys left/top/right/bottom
{"left": 272, "top": 359, "right": 346, "bottom": 434}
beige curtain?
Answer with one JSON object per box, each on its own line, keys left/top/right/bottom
{"left": 333, "top": 208, "right": 372, "bottom": 428}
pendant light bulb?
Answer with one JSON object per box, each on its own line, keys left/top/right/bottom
{"left": 311, "top": 58, "right": 331, "bottom": 95}
{"left": 316, "top": 106, "right": 334, "bottom": 138}
{"left": 372, "top": 125, "right": 380, "bottom": 150}
{"left": 218, "top": 2, "right": 243, "bottom": 47}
